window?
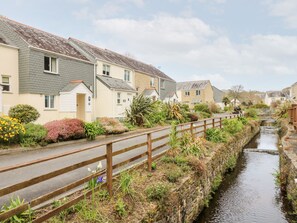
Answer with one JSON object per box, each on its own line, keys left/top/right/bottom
{"left": 161, "top": 79, "right": 165, "bottom": 89}
{"left": 196, "top": 90, "right": 200, "bottom": 96}
{"left": 124, "top": 70, "right": 130, "bottom": 82}
{"left": 1, "top": 76, "right": 10, "bottom": 92}
{"left": 117, "top": 93, "right": 121, "bottom": 104}
{"left": 45, "top": 95, "right": 55, "bottom": 108}
{"left": 150, "top": 78, "right": 155, "bottom": 87}
{"left": 185, "top": 91, "right": 190, "bottom": 96}
{"left": 103, "top": 64, "right": 110, "bottom": 76}
{"left": 44, "top": 56, "right": 58, "bottom": 73}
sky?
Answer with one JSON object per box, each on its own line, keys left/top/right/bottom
{"left": 1, "top": 0, "right": 297, "bottom": 91}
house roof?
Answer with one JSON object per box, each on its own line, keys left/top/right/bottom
{"left": 177, "top": 80, "right": 210, "bottom": 91}
{"left": 97, "top": 75, "right": 136, "bottom": 92}
{"left": 0, "top": 16, "right": 89, "bottom": 61}
{"left": 60, "top": 80, "right": 91, "bottom": 93}
{"left": 212, "top": 86, "right": 224, "bottom": 103}
{"left": 0, "top": 36, "right": 7, "bottom": 44}
{"left": 69, "top": 38, "right": 175, "bottom": 82}
{"left": 266, "top": 91, "right": 285, "bottom": 97}
{"left": 165, "top": 91, "right": 177, "bottom": 98}
{"left": 142, "top": 88, "right": 159, "bottom": 96}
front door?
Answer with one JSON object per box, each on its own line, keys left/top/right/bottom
{"left": 76, "top": 94, "right": 85, "bottom": 120}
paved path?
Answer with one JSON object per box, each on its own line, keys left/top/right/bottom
{"left": 0, "top": 118, "right": 222, "bottom": 208}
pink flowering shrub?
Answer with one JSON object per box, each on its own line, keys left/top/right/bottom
{"left": 44, "top": 119, "right": 85, "bottom": 143}
{"left": 98, "top": 117, "right": 128, "bottom": 134}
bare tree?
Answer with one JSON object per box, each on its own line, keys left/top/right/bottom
{"left": 228, "top": 85, "right": 244, "bottom": 106}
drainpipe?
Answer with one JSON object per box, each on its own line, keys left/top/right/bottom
{"left": 93, "top": 63, "right": 97, "bottom": 121}
{"left": 158, "top": 77, "right": 161, "bottom": 100}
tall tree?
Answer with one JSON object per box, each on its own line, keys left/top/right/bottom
{"left": 222, "top": 96, "right": 230, "bottom": 106}
{"left": 229, "top": 85, "right": 244, "bottom": 106}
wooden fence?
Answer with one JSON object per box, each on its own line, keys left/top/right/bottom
{"left": 288, "top": 104, "right": 297, "bottom": 130}
{"left": 0, "top": 114, "right": 239, "bottom": 222}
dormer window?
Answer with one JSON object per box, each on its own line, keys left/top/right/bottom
{"left": 44, "top": 56, "right": 58, "bottom": 73}
{"left": 103, "top": 64, "right": 110, "bottom": 76}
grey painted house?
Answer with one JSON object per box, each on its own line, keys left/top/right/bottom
{"left": 0, "top": 16, "right": 95, "bottom": 123}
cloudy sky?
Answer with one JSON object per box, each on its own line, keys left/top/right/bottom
{"left": 1, "top": 0, "right": 297, "bottom": 91}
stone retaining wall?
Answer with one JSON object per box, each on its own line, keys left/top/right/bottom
{"left": 142, "top": 122, "right": 260, "bottom": 223}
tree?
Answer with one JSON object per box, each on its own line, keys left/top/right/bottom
{"left": 228, "top": 85, "right": 244, "bottom": 106}
{"left": 222, "top": 96, "right": 230, "bottom": 106}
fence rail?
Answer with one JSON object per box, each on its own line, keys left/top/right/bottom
{"left": 0, "top": 114, "right": 239, "bottom": 222}
{"left": 288, "top": 104, "right": 297, "bottom": 130}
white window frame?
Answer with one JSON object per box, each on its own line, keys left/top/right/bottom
{"left": 45, "top": 95, "right": 55, "bottom": 109}
{"left": 124, "top": 70, "right": 130, "bottom": 82}
{"left": 44, "top": 56, "right": 58, "bottom": 74}
{"left": 117, "top": 92, "right": 121, "bottom": 104}
{"left": 103, "top": 64, "right": 110, "bottom": 76}
{"left": 1, "top": 75, "right": 11, "bottom": 92}
{"left": 150, "top": 78, "right": 155, "bottom": 87}
{"left": 196, "top": 90, "right": 200, "bottom": 96}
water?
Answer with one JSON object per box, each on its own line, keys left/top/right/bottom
{"left": 195, "top": 122, "right": 296, "bottom": 223}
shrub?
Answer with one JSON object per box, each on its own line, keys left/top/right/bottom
{"left": 252, "top": 103, "right": 269, "bottom": 109}
{"left": 237, "top": 116, "right": 248, "bottom": 125}
{"left": 244, "top": 108, "right": 258, "bottom": 119}
{"left": 225, "top": 155, "right": 237, "bottom": 172}
{"left": 99, "top": 117, "right": 128, "bottom": 134}
{"left": 146, "top": 101, "right": 167, "bottom": 126}
{"left": 146, "top": 183, "right": 170, "bottom": 201}
{"left": 188, "top": 113, "right": 198, "bottom": 121}
{"left": 194, "top": 103, "right": 211, "bottom": 114}
{"left": 84, "top": 121, "right": 105, "bottom": 140}
{"left": 165, "top": 103, "right": 186, "bottom": 122}
{"left": 20, "top": 123, "right": 47, "bottom": 147}
{"left": 169, "top": 122, "right": 179, "bottom": 149}
{"left": 222, "top": 119, "right": 243, "bottom": 134}
{"left": 205, "top": 128, "right": 228, "bottom": 143}
{"left": 44, "top": 119, "right": 85, "bottom": 143}
{"left": 208, "top": 102, "right": 220, "bottom": 113}
{"left": 125, "top": 94, "right": 155, "bottom": 126}
{"left": 180, "top": 133, "right": 206, "bottom": 157}
{"left": 0, "top": 116, "right": 25, "bottom": 144}
{"left": 8, "top": 104, "right": 40, "bottom": 124}
{"left": 197, "top": 111, "right": 211, "bottom": 119}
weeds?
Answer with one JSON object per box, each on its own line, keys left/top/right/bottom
{"left": 225, "top": 155, "right": 237, "bottom": 172}
{"left": 165, "top": 168, "right": 182, "bottom": 183}
{"left": 117, "top": 172, "right": 134, "bottom": 196}
{"left": 272, "top": 169, "right": 281, "bottom": 187}
{"left": 146, "top": 183, "right": 170, "bottom": 201}
{"left": 169, "top": 122, "right": 179, "bottom": 149}
{"left": 205, "top": 128, "right": 228, "bottom": 143}
{"left": 211, "top": 174, "right": 222, "bottom": 194}
{"left": 115, "top": 198, "right": 127, "bottom": 217}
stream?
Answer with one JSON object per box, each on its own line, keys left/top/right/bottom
{"left": 195, "top": 120, "right": 296, "bottom": 223}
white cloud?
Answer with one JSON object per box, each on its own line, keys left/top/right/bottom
{"left": 268, "top": 0, "right": 297, "bottom": 29}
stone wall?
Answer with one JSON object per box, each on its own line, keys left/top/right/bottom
{"left": 280, "top": 124, "right": 297, "bottom": 213}
{"left": 142, "top": 123, "right": 260, "bottom": 223}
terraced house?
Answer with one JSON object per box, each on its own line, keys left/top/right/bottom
{"left": 176, "top": 80, "right": 214, "bottom": 109}
{"left": 0, "top": 16, "right": 177, "bottom": 123}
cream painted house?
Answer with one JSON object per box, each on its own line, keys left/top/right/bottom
{"left": 290, "top": 82, "right": 297, "bottom": 101}
{"left": 177, "top": 80, "right": 214, "bottom": 108}
{"left": 0, "top": 37, "right": 19, "bottom": 115}
{"left": 264, "top": 91, "right": 286, "bottom": 106}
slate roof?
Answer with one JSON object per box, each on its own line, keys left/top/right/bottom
{"left": 69, "top": 38, "right": 175, "bottom": 82}
{"left": 212, "top": 86, "right": 224, "bottom": 103}
{"left": 0, "top": 16, "right": 89, "bottom": 61}
{"left": 143, "top": 88, "right": 159, "bottom": 96}
{"left": 266, "top": 91, "right": 285, "bottom": 97}
{"left": 177, "top": 80, "right": 210, "bottom": 91}
{"left": 60, "top": 80, "right": 91, "bottom": 92}
{"left": 97, "top": 75, "right": 136, "bottom": 92}
{"left": 165, "top": 91, "right": 177, "bottom": 98}
{"left": 0, "top": 37, "right": 7, "bottom": 44}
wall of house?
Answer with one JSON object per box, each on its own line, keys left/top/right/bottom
{"left": 27, "top": 49, "right": 94, "bottom": 95}
{"left": 291, "top": 83, "right": 297, "bottom": 100}
{"left": 202, "top": 83, "right": 215, "bottom": 103}
{"left": 96, "top": 60, "right": 135, "bottom": 88}
{"left": 159, "top": 79, "right": 176, "bottom": 101}
{"left": 0, "top": 44, "right": 19, "bottom": 114}
{"left": 135, "top": 71, "right": 159, "bottom": 95}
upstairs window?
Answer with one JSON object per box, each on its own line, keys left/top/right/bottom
{"left": 103, "top": 64, "right": 110, "bottom": 76}
{"left": 44, "top": 56, "right": 58, "bottom": 73}
{"left": 117, "top": 92, "right": 121, "bottom": 104}
{"left": 196, "top": 90, "right": 201, "bottom": 96}
{"left": 124, "top": 70, "right": 130, "bottom": 82}
{"left": 1, "top": 76, "right": 10, "bottom": 92}
{"left": 150, "top": 78, "right": 155, "bottom": 87}
{"left": 161, "top": 79, "right": 165, "bottom": 89}
{"left": 185, "top": 91, "right": 190, "bottom": 96}
{"left": 45, "top": 95, "right": 55, "bottom": 109}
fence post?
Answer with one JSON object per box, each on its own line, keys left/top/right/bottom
{"left": 212, "top": 118, "right": 215, "bottom": 128}
{"left": 219, "top": 117, "right": 222, "bottom": 128}
{"left": 190, "top": 123, "right": 194, "bottom": 138}
{"left": 147, "top": 133, "right": 152, "bottom": 172}
{"left": 106, "top": 142, "right": 113, "bottom": 196}
{"left": 204, "top": 120, "right": 207, "bottom": 138}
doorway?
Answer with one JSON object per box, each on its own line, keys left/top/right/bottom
{"left": 76, "top": 94, "right": 85, "bottom": 120}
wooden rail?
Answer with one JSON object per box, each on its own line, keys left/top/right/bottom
{"left": 0, "top": 114, "right": 239, "bottom": 222}
{"left": 288, "top": 104, "right": 297, "bottom": 130}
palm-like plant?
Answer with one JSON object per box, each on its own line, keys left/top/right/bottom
{"left": 125, "top": 94, "right": 155, "bottom": 126}
{"left": 165, "top": 103, "right": 184, "bottom": 121}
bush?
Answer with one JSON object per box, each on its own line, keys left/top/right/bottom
{"left": 99, "top": 117, "right": 128, "bottom": 134}
{"left": 252, "top": 103, "right": 269, "bottom": 109}
{"left": 44, "top": 119, "right": 85, "bottom": 143}
{"left": 194, "top": 103, "right": 211, "bottom": 114}
{"left": 20, "top": 123, "right": 47, "bottom": 147}
{"left": 180, "top": 133, "right": 206, "bottom": 157}
{"left": 0, "top": 116, "right": 25, "bottom": 144}
{"left": 208, "top": 102, "right": 220, "bottom": 113}
{"left": 8, "top": 104, "right": 40, "bottom": 124}
{"left": 222, "top": 119, "right": 243, "bottom": 134}
{"left": 197, "top": 111, "right": 211, "bottom": 119}
{"left": 146, "top": 183, "right": 170, "bottom": 201}
{"left": 188, "top": 113, "right": 198, "bottom": 121}
{"left": 244, "top": 108, "right": 258, "bottom": 119}
{"left": 237, "top": 116, "right": 248, "bottom": 125}
{"left": 205, "top": 128, "right": 228, "bottom": 143}
{"left": 84, "top": 121, "right": 105, "bottom": 140}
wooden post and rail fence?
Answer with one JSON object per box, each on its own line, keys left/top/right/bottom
{"left": 0, "top": 114, "right": 239, "bottom": 222}
{"left": 288, "top": 104, "right": 297, "bottom": 130}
